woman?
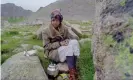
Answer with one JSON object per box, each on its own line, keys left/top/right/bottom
{"left": 42, "top": 9, "right": 80, "bottom": 80}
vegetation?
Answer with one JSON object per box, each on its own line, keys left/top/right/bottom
{"left": 7, "top": 17, "right": 25, "bottom": 23}
{"left": 1, "top": 25, "right": 94, "bottom": 80}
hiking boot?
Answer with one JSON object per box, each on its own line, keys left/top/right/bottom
{"left": 69, "top": 68, "right": 76, "bottom": 80}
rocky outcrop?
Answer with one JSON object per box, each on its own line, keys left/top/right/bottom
{"left": 92, "top": 0, "right": 133, "bottom": 80}
{"left": 1, "top": 3, "right": 32, "bottom": 17}
{"left": 1, "top": 52, "right": 48, "bottom": 80}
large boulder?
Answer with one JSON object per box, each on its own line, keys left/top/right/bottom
{"left": 93, "top": 0, "right": 133, "bottom": 80}
{"left": 1, "top": 52, "right": 48, "bottom": 80}
{"left": 63, "top": 21, "right": 82, "bottom": 36}
{"left": 36, "top": 25, "right": 44, "bottom": 40}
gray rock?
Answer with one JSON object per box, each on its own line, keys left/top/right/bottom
{"left": 24, "top": 50, "right": 37, "bottom": 56}
{"left": 33, "top": 45, "right": 44, "bottom": 51}
{"left": 1, "top": 52, "right": 48, "bottom": 80}
{"left": 12, "top": 36, "right": 20, "bottom": 39}
{"left": 24, "top": 35, "right": 31, "bottom": 40}
{"left": 12, "top": 48, "right": 24, "bottom": 53}
{"left": 36, "top": 25, "right": 45, "bottom": 40}
{"left": 79, "top": 38, "right": 91, "bottom": 45}
{"left": 93, "top": 0, "right": 133, "bottom": 80}
{"left": 20, "top": 44, "right": 32, "bottom": 51}
{"left": 57, "top": 63, "right": 69, "bottom": 72}
{"left": 71, "top": 24, "right": 82, "bottom": 35}
{"left": 64, "top": 21, "right": 82, "bottom": 36}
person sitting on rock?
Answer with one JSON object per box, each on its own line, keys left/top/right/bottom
{"left": 42, "top": 9, "right": 80, "bottom": 80}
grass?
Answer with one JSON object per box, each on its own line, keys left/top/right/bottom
{"left": 1, "top": 25, "right": 41, "bottom": 64}
{"left": 7, "top": 17, "right": 25, "bottom": 23}
{"left": 1, "top": 25, "right": 94, "bottom": 80}
{"left": 67, "top": 20, "right": 92, "bottom": 27}
{"left": 78, "top": 41, "right": 94, "bottom": 80}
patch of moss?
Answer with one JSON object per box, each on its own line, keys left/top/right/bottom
{"left": 120, "top": 0, "right": 126, "bottom": 6}
{"left": 115, "top": 36, "right": 133, "bottom": 79}
{"left": 102, "top": 34, "right": 117, "bottom": 47}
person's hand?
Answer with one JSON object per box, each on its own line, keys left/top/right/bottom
{"left": 60, "top": 39, "right": 69, "bottom": 46}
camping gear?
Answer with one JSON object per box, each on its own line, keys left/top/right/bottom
{"left": 47, "top": 62, "right": 59, "bottom": 77}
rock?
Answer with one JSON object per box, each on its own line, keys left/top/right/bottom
{"left": 79, "top": 38, "right": 91, "bottom": 45}
{"left": 24, "top": 50, "right": 37, "bottom": 56}
{"left": 57, "top": 63, "right": 69, "bottom": 72}
{"left": 36, "top": 25, "right": 44, "bottom": 40}
{"left": 64, "top": 21, "right": 82, "bottom": 36}
{"left": 1, "top": 40, "right": 8, "bottom": 44}
{"left": 71, "top": 24, "right": 82, "bottom": 36}
{"left": 20, "top": 44, "right": 32, "bottom": 50}
{"left": 24, "top": 35, "right": 31, "bottom": 40}
{"left": 20, "top": 32, "right": 31, "bottom": 36}
{"left": 12, "top": 36, "right": 20, "bottom": 39}
{"left": 67, "top": 27, "right": 79, "bottom": 40}
{"left": 1, "top": 52, "right": 48, "bottom": 80}
{"left": 93, "top": 0, "right": 133, "bottom": 80}
{"left": 12, "top": 48, "right": 24, "bottom": 53}
{"left": 33, "top": 45, "right": 44, "bottom": 51}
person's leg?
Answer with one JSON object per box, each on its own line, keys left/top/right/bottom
{"left": 66, "top": 56, "right": 76, "bottom": 80}
{"left": 66, "top": 56, "right": 75, "bottom": 69}
{"left": 74, "top": 56, "right": 77, "bottom": 68}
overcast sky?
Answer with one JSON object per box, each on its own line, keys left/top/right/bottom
{"left": 1, "top": 0, "right": 57, "bottom": 12}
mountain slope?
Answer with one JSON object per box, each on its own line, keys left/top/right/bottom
{"left": 28, "top": 0, "right": 95, "bottom": 22}
{"left": 1, "top": 3, "right": 32, "bottom": 17}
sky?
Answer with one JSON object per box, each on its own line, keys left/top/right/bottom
{"left": 1, "top": 0, "right": 57, "bottom": 12}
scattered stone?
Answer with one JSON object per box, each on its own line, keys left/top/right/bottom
{"left": 129, "top": 47, "right": 133, "bottom": 54}
{"left": 113, "top": 31, "right": 124, "bottom": 43}
{"left": 57, "top": 63, "right": 69, "bottom": 72}
{"left": 20, "top": 44, "right": 32, "bottom": 51}
{"left": 1, "top": 52, "right": 48, "bottom": 80}
{"left": 79, "top": 38, "right": 91, "bottom": 44}
{"left": 36, "top": 25, "right": 45, "bottom": 40}
{"left": 125, "top": 72, "right": 131, "bottom": 77}
{"left": 12, "top": 48, "right": 24, "bottom": 53}
{"left": 12, "top": 36, "right": 20, "bottom": 39}
{"left": 33, "top": 45, "right": 44, "bottom": 51}
{"left": 24, "top": 35, "right": 31, "bottom": 40}
{"left": 24, "top": 50, "right": 37, "bottom": 56}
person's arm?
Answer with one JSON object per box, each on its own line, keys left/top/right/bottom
{"left": 42, "top": 30, "right": 61, "bottom": 51}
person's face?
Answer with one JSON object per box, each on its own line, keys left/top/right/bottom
{"left": 51, "top": 18, "right": 60, "bottom": 28}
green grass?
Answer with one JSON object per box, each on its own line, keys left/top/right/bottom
{"left": 8, "top": 17, "right": 25, "bottom": 23}
{"left": 1, "top": 25, "right": 94, "bottom": 80}
{"left": 67, "top": 20, "right": 92, "bottom": 27}
{"left": 78, "top": 41, "right": 94, "bottom": 80}
{"left": 37, "top": 50, "right": 50, "bottom": 71}
{"left": 1, "top": 25, "right": 41, "bottom": 64}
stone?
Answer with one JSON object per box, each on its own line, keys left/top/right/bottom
{"left": 93, "top": 0, "right": 133, "bottom": 80}
{"left": 24, "top": 50, "right": 37, "bottom": 56}
{"left": 20, "top": 44, "right": 32, "bottom": 51}
{"left": 79, "top": 38, "right": 91, "bottom": 45}
{"left": 36, "top": 25, "right": 45, "bottom": 40}
{"left": 64, "top": 21, "right": 82, "bottom": 36}
{"left": 57, "top": 63, "right": 69, "bottom": 72}
{"left": 33, "top": 45, "right": 44, "bottom": 51}
{"left": 12, "top": 36, "right": 20, "bottom": 39}
{"left": 12, "top": 48, "right": 24, "bottom": 53}
{"left": 1, "top": 52, "right": 48, "bottom": 80}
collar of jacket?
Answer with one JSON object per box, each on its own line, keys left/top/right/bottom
{"left": 49, "top": 23, "right": 65, "bottom": 39}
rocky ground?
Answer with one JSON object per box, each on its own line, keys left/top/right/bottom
{"left": 1, "top": 21, "right": 93, "bottom": 80}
